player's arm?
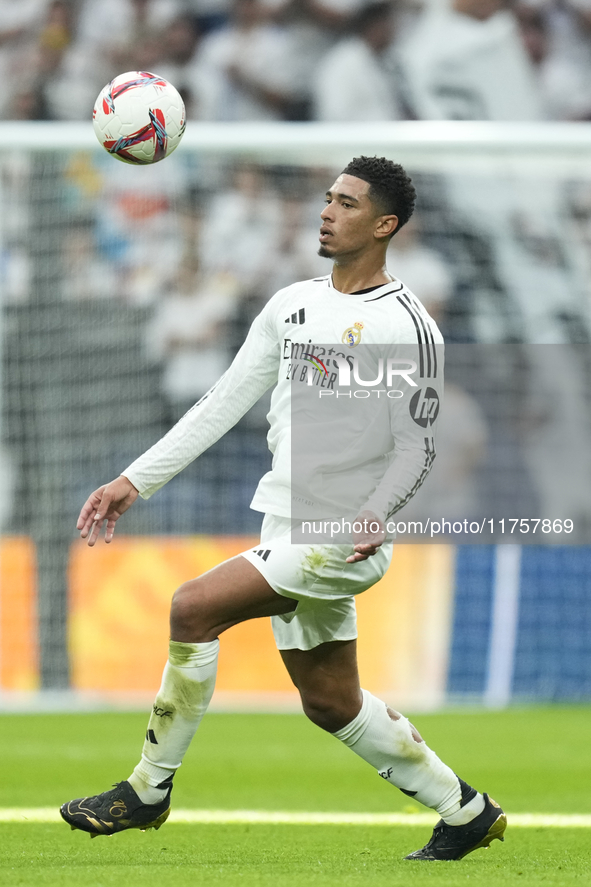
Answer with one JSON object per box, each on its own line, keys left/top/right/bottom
{"left": 348, "top": 341, "right": 444, "bottom": 561}
{"left": 366, "top": 341, "right": 443, "bottom": 520}
{"left": 78, "top": 303, "right": 281, "bottom": 544}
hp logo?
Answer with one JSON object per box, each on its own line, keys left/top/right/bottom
{"left": 410, "top": 388, "right": 440, "bottom": 427}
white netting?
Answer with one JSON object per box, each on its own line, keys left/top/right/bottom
{"left": 1, "top": 121, "right": 590, "bottom": 689}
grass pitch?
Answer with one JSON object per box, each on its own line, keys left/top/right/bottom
{"left": 1, "top": 707, "right": 590, "bottom": 886}
{"left": 2, "top": 823, "right": 588, "bottom": 887}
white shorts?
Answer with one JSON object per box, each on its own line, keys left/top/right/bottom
{"left": 241, "top": 514, "right": 393, "bottom": 651}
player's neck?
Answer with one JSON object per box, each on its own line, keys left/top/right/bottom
{"left": 330, "top": 257, "right": 393, "bottom": 294}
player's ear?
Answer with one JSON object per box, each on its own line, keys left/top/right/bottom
{"left": 375, "top": 214, "right": 398, "bottom": 241}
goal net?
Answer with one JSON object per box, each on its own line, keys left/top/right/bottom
{"left": 0, "top": 121, "right": 590, "bottom": 706}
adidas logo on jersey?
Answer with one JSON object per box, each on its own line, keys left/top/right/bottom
{"left": 285, "top": 308, "right": 306, "bottom": 325}
{"left": 254, "top": 549, "right": 271, "bottom": 561}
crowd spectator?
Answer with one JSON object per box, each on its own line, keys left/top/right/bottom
{"left": 19, "top": 0, "right": 81, "bottom": 120}
{"left": 312, "top": 2, "right": 402, "bottom": 121}
{"left": 265, "top": 0, "right": 375, "bottom": 107}
{"left": 258, "top": 192, "right": 332, "bottom": 295}
{"left": 0, "top": 0, "right": 52, "bottom": 118}
{"left": 197, "top": 163, "right": 283, "bottom": 278}
{"left": 533, "top": 0, "right": 591, "bottom": 120}
{"left": 75, "top": 0, "right": 183, "bottom": 68}
{"left": 145, "top": 251, "right": 239, "bottom": 417}
{"left": 61, "top": 217, "right": 118, "bottom": 300}
{"left": 1, "top": 0, "right": 591, "bottom": 121}
{"left": 399, "top": 0, "right": 545, "bottom": 120}
{"left": 60, "top": 0, "right": 184, "bottom": 117}
{"left": 190, "top": 0, "right": 300, "bottom": 120}
{"left": 387, "top": 217, "right": 454, "bottom": 324}
{"left": 183, "top": 0, "right": 232, "bottom": 32}
{"left": 150, "top": 13, "right": 202, "bottom": 115}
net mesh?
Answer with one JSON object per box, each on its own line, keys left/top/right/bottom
{"left": 1, "top": 125, "right": 590, "bottom": 696}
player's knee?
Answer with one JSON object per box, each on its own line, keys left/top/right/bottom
{"left": 170, "top": 581, "right": 213, "bottom": 639}
{"left": 300, "top": 690, "right": 359, "bottom": 733}
{"left": 170, "top": 583, "right": 194, "bottom": 629}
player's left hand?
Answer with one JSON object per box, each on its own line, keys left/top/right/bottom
{"left": 346, "top": 511, "right": 386, "bottom": 563}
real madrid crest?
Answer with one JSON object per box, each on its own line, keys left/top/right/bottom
{"left": 342, "top": 321, "right": 364, "bottom": 347}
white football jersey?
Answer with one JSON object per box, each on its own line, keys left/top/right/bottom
{"left": 123, "top": 275, "right": 444, "bottom": 521}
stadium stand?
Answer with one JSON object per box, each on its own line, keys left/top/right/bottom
{"left": 0, "top": 124, "right": 590, "bottom": 701}
{"left": 2, "top": 0, "right": 591, "bottom": 123}
{"left": 0, "top": 2, "right": 590, "bottom": 707}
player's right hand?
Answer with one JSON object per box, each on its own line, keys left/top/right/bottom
{"left": 346, "top": 510, "right": 386, "bottom": 563}
{"left": 77, "top": 475, "right": 139, "bottom": 546}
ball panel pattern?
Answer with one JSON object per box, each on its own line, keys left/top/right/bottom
{"left": 93, "top": 71, "right": 185, "bottom": 165}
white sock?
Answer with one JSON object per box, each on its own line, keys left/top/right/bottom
{"left": 443, "top": 790, "right": 486, "bottom": 825}
{"left": 333, "top": 690, "right": 485, "bottom": 824}
{"left": 128, "top": 639, "right": 219, "bottom": 804}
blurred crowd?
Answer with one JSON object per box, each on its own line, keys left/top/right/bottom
{"left": 4, "top": 149, "right": 591, "bottom": 535}
{"left": 2, "top": 0, "right": 591, "bottom": 123}
{"left": 3, "top": 0, "right": 591, "bottom": 536}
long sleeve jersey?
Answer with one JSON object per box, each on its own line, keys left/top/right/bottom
{"left": 123, "top": 275, "right": 444, "bottom": 521}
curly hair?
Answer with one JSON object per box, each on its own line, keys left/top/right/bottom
{"left": 341, "top": 156, "right": 416, "bottom": 236}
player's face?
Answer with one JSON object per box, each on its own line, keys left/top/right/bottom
{"left": 319, "top": 174, "right": 392, "bottom": 260}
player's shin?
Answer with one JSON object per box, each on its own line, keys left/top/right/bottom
{"left": 333, "top": 690, "right": 485, "bottom": 824}
{"left": 128, "top": 639, "right": 219, "bottom": 804}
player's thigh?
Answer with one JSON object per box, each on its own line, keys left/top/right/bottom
{"left": 171, "top": 554, "right": 297, "bottom": 640}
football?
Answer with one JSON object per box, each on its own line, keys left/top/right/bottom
{"left": 93, "top": 71, "right": 185, "bottom": 165}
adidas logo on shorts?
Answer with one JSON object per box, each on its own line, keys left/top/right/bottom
{"left": 254, "top": 549, "right": 271, "bottom": 561}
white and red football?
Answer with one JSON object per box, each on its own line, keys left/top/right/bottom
{"left": 93, "top": 71, "right": 185, "bottom": 165}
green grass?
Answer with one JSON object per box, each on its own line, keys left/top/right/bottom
{"left": 1, "top": 824, "right": 588, "bottom": 887}
{"left": 1, "top": 707, "right": 590, "bottom": 885}
{"left": 1, "top": 707, "right": 590, "bottom": 812}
